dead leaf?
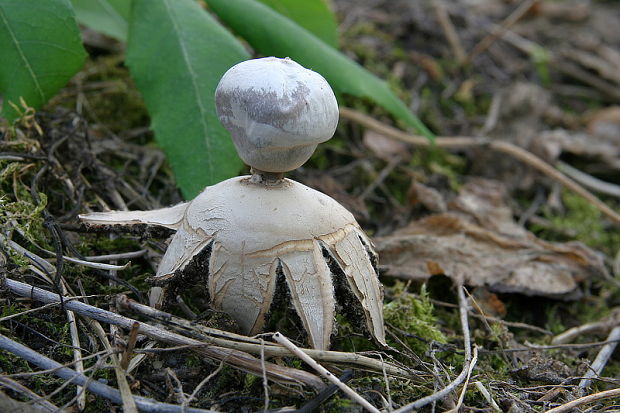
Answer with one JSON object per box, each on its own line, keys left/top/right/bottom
{"left": 376, "top": 179, "right": 608, "bottom": 298}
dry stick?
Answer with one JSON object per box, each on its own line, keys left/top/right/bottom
{"left": 557, "top": 161, "right": 620, "bottom": 198}
{"left": 432, "top": 0, "right": 466, "bottom": 64}
{"left": 84, "top": 249, "right": 147, "bottom": 262}
{"left": 393, "top": 286, "right": 473, "bottom": 412}
{"left": 118, "top": 294, "right": 411, "bottom": 377}
{"left": 297, "top": 370, "right": 355, "bottom": 413}
{"left": 545, "top": 388, "right": 620, "bottom": 413}
{"left": 120, "top": 321, "right": 140, "bottom": 370}
{"left": 260, "top": 338, "right": 270, "bottom": 412}
{"left": 87, "top": 317, "right": 138, "bottom": 413}
{"left": 474, "top": 381, "right": 501, "bottom": 412}
{"left": 3, "top": 277, "right": 324, "bottom": 390}
{"left": 273, "top": 332, "right": 381, "bottom": 413}
{"left": 465, "top": 0, "right": 538, "bottom": 64}
{"left": 66, "top": 305, "right": 86, "bottom": 411}
{"left": 339, "top": 107, "right": 620, "bottom": 226}
{"left": 183, "top": 362, "right": 224, "bottom": 410}
{"left": 0, "top": 376, "right": 61, "bottom": 412}
{"left": 0, "top": 333, "right": 214, "bottom": 413}
{"left": 552, "top": 309, "right": 620, "bottom": 345}
{"left": 448, "top": 346, "right": 479, "bottom": 413}
{"left": 578, "top": 326, "right": 620, "bottom": 392}
{"left": 24, "top": 254, "right": 87, "bottom": 412}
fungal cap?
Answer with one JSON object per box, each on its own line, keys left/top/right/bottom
{"left": 215, "top": 57, "right": 339, "bottom": 173}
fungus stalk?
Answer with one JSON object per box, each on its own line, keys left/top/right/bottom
{"left": 80, "top": 57, "right": 386, "bottom": 350}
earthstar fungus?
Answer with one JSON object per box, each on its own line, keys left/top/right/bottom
{"left": 80, "top": 57, "right": 386, "bottom": 350}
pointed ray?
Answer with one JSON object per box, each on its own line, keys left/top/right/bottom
{"left": 209, "top": 241, "right": 278, "bottom": 334}
{"left": 79, "top": 202, "right": 189, "bottom": 230}
{"left": 331, "top": 227, "right": 386, "bottom": 346}
{"left": 280, "top": 240, "right": 336, "bottom": 350}
{"left": 152, "top": 226, "right": 213, "bottom": 283}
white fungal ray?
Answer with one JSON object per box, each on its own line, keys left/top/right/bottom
{"left": 330, "top": 227, "right": 386, "bottom": 345}
{"left": 275, "top": 240, "right": 335, "bottom": 350}
{"left": 209, "top": 240, "right": 279, "bottom": 335}
{"left": 79, "top": 202, "right": 189, "bottom": 230}
{"left": 80, "top": 176, "right": 386, "bottom": 350}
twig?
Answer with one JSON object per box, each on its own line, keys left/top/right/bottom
{"left": 393, "top": 285, "right": 473, "bottom": 412}
{"left": 474, "top": 381, "right": 501, "bottom": 412}
{"left": 557, "top": 161, "right": 620, "bottom": 198}
{"left": 0, "top": 298, "right": 96, "bottom": 322}
{"left": 0, "top": 333, "right": 214, "bottom": 413}
{"left": 552, "top": 309, "right": 620, "bottom": 345}
{"left": 87, "top": 317, "right": 138, "bottom": 413}
{"left": 339, "top": 107, "right": 620, "bottom": 226}
{"left": 449, "top": 346, "right": 479, "bottom": 413}
{"left": 3, "top": 277, "right": 325, "bottom": 390}
{"left": 84, "top": 249, "right": 148, "bottom": 262}
{"left": 465, "top": 0, "right": 539, "bottom": 64}
{"left": 578, "top": 326, "right": 620, "bottom": 391}
{"left": 118, "top": 294, "right": 411, "bottom": 377}
{"left": 120, "top": 321, "right": 140, "bottom": 370}
{"left": 66, "top": 304, "right": 86, "bottom": 411}
{"left": 296, "top": 370, "right": 355, "bottom": 413}
{"left": 183, "top": 361, "right": 224, "bottom": 410}
{"left": 432, "top": 0, "right": 466, "bottom": 64}
{"left": 261, "top": 338, "right": 270, "bottom": 412}
{"left": 379, "top": 354, "right": 393, "bottom": 411}
{"left": 545, "top": 388, "right": 620, "bottom": 413}
{"left": 50, "top": 254, "right": 130, "bottom": 270}
{"left": 0, "top": 376, "right": 61, "bottom": 412}
{"left": 273, "top": 332, "right": 380, "bottom": 413}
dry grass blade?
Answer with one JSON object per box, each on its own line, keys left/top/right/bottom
{"left": 545, "top": 388, "right": 620, "bottom": 413}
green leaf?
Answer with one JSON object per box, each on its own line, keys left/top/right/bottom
{"left": 126, "top": 0, "right": 250, "bottom": 199}
{"left": 0, "top": 0, "right": 86, "bottom": 121}
{"left": 70, "top": 0, "right": 130, "bottom": 42}
{"left": 255, "top": 0, "right": 338, "bottom": 48}
{"left": 206, "top": 0, "right": 434, "bottom": 141}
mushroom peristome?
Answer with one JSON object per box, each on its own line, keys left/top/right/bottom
{"left": 80, "top": 57, "right": 386, "bottom": 350}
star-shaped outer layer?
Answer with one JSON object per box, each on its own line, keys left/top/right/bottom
{"left": 80, "top": 176, "right": 386, "bottom": 350}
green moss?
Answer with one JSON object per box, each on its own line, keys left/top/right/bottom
{"left": 541, "top": 190, "right": 620, "bottom": 255}
{"left": 384, "top": 283, "right": 447, "bottom": 353}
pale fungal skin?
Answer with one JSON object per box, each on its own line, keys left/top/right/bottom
{"left": 215, "top": 57, "right": 339, "bottom": 173}
{"left": 81, "top": 177, "right": 385, "bottom": 349}
{"left": 80, "top": 57, "right": 386, "bottom": 350}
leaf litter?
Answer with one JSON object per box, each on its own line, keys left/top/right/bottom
{"left": 2, "top": 0, "right": 620, "bottom": 411}
{"left": 376, "top": 178, "right": 608, "bottom": 298}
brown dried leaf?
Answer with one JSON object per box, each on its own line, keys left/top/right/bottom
{"left": 376, "top": 179, "right": 608, "bottom": 298}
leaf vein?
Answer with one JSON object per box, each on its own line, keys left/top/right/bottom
{"left": 162, "top": 0, "right": 213, "bottom": 179}
{"left": 0, "top": 7, "right": 45, "bottom": 102}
